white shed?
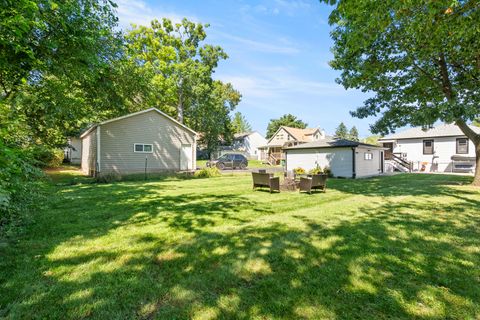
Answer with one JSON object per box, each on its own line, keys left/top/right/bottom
{"left": 285, "top": 139, "right": 385, "bottom": 178}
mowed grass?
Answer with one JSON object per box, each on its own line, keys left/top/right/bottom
{"left": 196, "top": 159, "right": 279, "bottom": 169}
{"left": 1, "top": 171, "right": 479, "bottom": 319}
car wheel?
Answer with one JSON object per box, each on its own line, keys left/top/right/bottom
{"left": 216, "top": 162, "right": 225, "bottom": 170}
{"left": 239, "top": 163, "right": 247, "bottom": 170}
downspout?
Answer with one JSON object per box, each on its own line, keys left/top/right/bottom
{"left": 96, "top": 126, "right": 101, "bottom": 176}
{"left": 352, "top": 147, "right": 356, "bottom": 179}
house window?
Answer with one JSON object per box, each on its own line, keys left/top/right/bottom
{"left": 456, "top": 138, "right": 468, "bottom": 154}
{"left": 134, "top": 143, "right": 153, "bottom": 153}
{"left": 364, "top": 152, "right": 373, "bottom": 160}
{"left": 423, "top": 140, "right": 434, "bottom": 155}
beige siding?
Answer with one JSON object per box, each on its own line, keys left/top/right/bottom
{"left": 81, "top": 130, "right": 97, "bottom": 176}
{"left": 269, "top": 128, "right": 293, "bottom": 145}
{"left": 355, "top": 147, "right": 383, "bottom": 177}
{"left": 99, "top": 110, "right": 195, "bottom": 174}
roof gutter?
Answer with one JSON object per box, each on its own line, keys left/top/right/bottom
{"left": 352, "top": 147, "right": 356, "bottom": 179}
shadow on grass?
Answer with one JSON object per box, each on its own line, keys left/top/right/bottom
{"left": 1, "top": 174, "right": 479, "bottom": 319}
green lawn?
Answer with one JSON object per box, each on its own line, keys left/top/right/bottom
{"left": 1, "top": 171, "right": 479, "bottom": 319}
{"left": 196, "top": 159, "right": 279, "bottom": 169}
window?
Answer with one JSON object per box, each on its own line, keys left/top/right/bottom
{"left": 364, "top": 152, "right": 373, "bottom": 160}
{"left": 423, "top": 140, "right": 434, "bottom": 155}
{"left": 456, "top": 138, "right": 468, "bottom": 154}
{"left": 134, "top": 143, "right": 153, "bottom": 153}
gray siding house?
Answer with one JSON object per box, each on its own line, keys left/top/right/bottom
{"left": 80, "top": 108, "right": 197, "bottom": 176}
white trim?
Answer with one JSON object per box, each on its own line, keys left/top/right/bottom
{"left": 80, "top": 107, "right": 197, "bottom": 138}
{"left": 133, "top": 143, "right": 153, "bottom": 153}
{"left": 96, "top": 126, "right": 101, "bottom": 173}
{"left": 364, "top": 152, "right": 373, "bottom": 160}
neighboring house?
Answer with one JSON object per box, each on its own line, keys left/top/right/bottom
{"left": 80, "top": 108, "right": 197, "bottom": 176}
{"left": 259, "top": 126, "right": 327, "bottom": 165}
{"left": 285, "top": 139, "right": 385, "bottom": 178}
{"left": 231, "top": 131, "right": 267, "bottom": 160}
{"left": 378, "top": 123, "right": 479, "bottom": 173}
{"left": 64, "top": 137, "right": 82, "bottom": 164}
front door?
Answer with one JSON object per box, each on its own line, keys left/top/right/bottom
{"left": 180, "top": 144, "right": 192, "bottom": 170}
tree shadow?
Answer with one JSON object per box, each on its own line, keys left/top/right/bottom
{"left": 1, "top": 174, "right": 479, "bottom": 319}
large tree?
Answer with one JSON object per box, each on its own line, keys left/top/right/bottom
{"left": 1, "top": 0, "right": 122, "bottom": 146}
{"left": 231, "top": 112, "right": 252, "bottom": 134}
{"left": 321, "top": 0, "right": 480, "bottom": 185}
{"left": 348, "top": 126, "right": 359, "bottom": 142}
{"left": 125, "top": 18, "right": 228, "bottom": 123}
{"left": 266, "top": 114, "right": 307, "bottom": 139}
{"left": 334, "top": 122, "right": 348, "bottom": 139}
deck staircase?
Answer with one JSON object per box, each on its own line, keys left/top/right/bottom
{"left": 386, "top": 153, "right": 413, "bottom": 172}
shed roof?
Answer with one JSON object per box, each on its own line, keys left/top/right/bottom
{"left": 378, "top": 124, "right": 480, "bottom": 141}
{"left": 284, "top": 138, "right": 384, "bottom": 150}
{"left": 80, "top": 108, "right": 197, "bottom": 138}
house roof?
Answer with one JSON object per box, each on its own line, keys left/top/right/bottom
{"left": 378, "top": 123, "right": 480, "bottom": 141}
{"left": 267, "top": 126, "right": 320, "bottom": 144}
{"left": 80, "top": 108, "right": 197, "bottom": 138}
{"left": 234, "top": 131, "right": 256, "bottom": 139}
{"left": 284, "top": 138, "right": 385, "bottom": 150}
{"left": 282, "top": 126, "right": 319, "bottom": 141}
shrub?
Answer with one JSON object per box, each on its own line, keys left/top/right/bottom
{"left": 323, "top": 166, "right": 333, "bottom": 177}
{"left": 0, "top": 142, "right": 45, "bottom": 239}
{"left": 194, "top": 167, "right": 221, "bottom": 178}
{"left": 293, "top": 167, "right": 306, "bottom": 175}
{"left": 30, "top": 145, "right": 65, "bottom": 168}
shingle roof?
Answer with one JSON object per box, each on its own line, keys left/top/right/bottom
{"left": 378, "top": 123, "right": 480, "bottom": 141}
{"left": 281, "top": 126, "right": 319, "bottom": 142}
{"left": 284, "top": 138, "right": 384, "bottom": 150}
{"left": 234, "top": 132, "right": 254, "bottom": 139}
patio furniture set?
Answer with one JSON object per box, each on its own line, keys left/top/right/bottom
{"left": 252, "top": 170, "right": 327, "bottom": 194}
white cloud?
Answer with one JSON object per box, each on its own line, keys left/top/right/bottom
{"left": 217, "top": 72, "right": 346, "bottom": 100}
{"left": 214, "top": 31, "right": 300, "bottom": 55}
{"left": 114, "top": 0, "right": 198, "bottom": 29}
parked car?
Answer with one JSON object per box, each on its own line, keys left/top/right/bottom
{"left": 207, "top": 154, "right": 248, "bottom": 170}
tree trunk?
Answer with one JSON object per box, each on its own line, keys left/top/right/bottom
{"left": 455, "top": 119, "right": 480, "bottom": 186}
{"left": 177, "top": 89, "right": 184, "bottom": 124}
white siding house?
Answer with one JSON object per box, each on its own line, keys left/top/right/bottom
{"left": 232, "top": 131, "right": 267, "bottom": 160}
{"left": 285, "top": 139, "right": 385, "bottom": 178}
{"left": 80, "top": 108, "right": 197, "bottom": 176}
{"left": 64, "top": 137, "right": 82, "bottom": 164}
{"left": 378, "top": 124, "right": 479, "bottom": 173}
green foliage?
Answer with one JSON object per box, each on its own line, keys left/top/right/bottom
{"left": 323, "top": 166, "right": 333, "bottom": 177}
{"left": 231, "top": 112, "right": 252, "bottom": 134}
{"left": 293, "top": 167, "right": 306, "bottom": 175}
{"left": 348, "top": 126, "right": 359, "bottom": 141}
{"left": 194, "top": 167, "right": 221, "bottom": 178}
{"left": 266, "top": 114, "right": 307, "bottom": 139}
{"left": 125, "top": 18, "right": 241, "bottom": 154}
{"left": 363, "top": 135, "right": 381, "bottom": 146}
{"left": 30, "top": 145, "right": 64, "bottom": 168}
{"left": 473, "top": 119, "right": 480, "bottom": 127}
{"left": 0, "top": 141, "right": 44, "bottom": 238}
{"left": 321, "top": 0, "right": 480, "bottom": 183}
{"left": 334, "top": 122, "right": 348, "bottom": 139}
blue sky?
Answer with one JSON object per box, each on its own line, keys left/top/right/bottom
{"left": 114, "top": 0, "right": 376, "bottom": 137}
